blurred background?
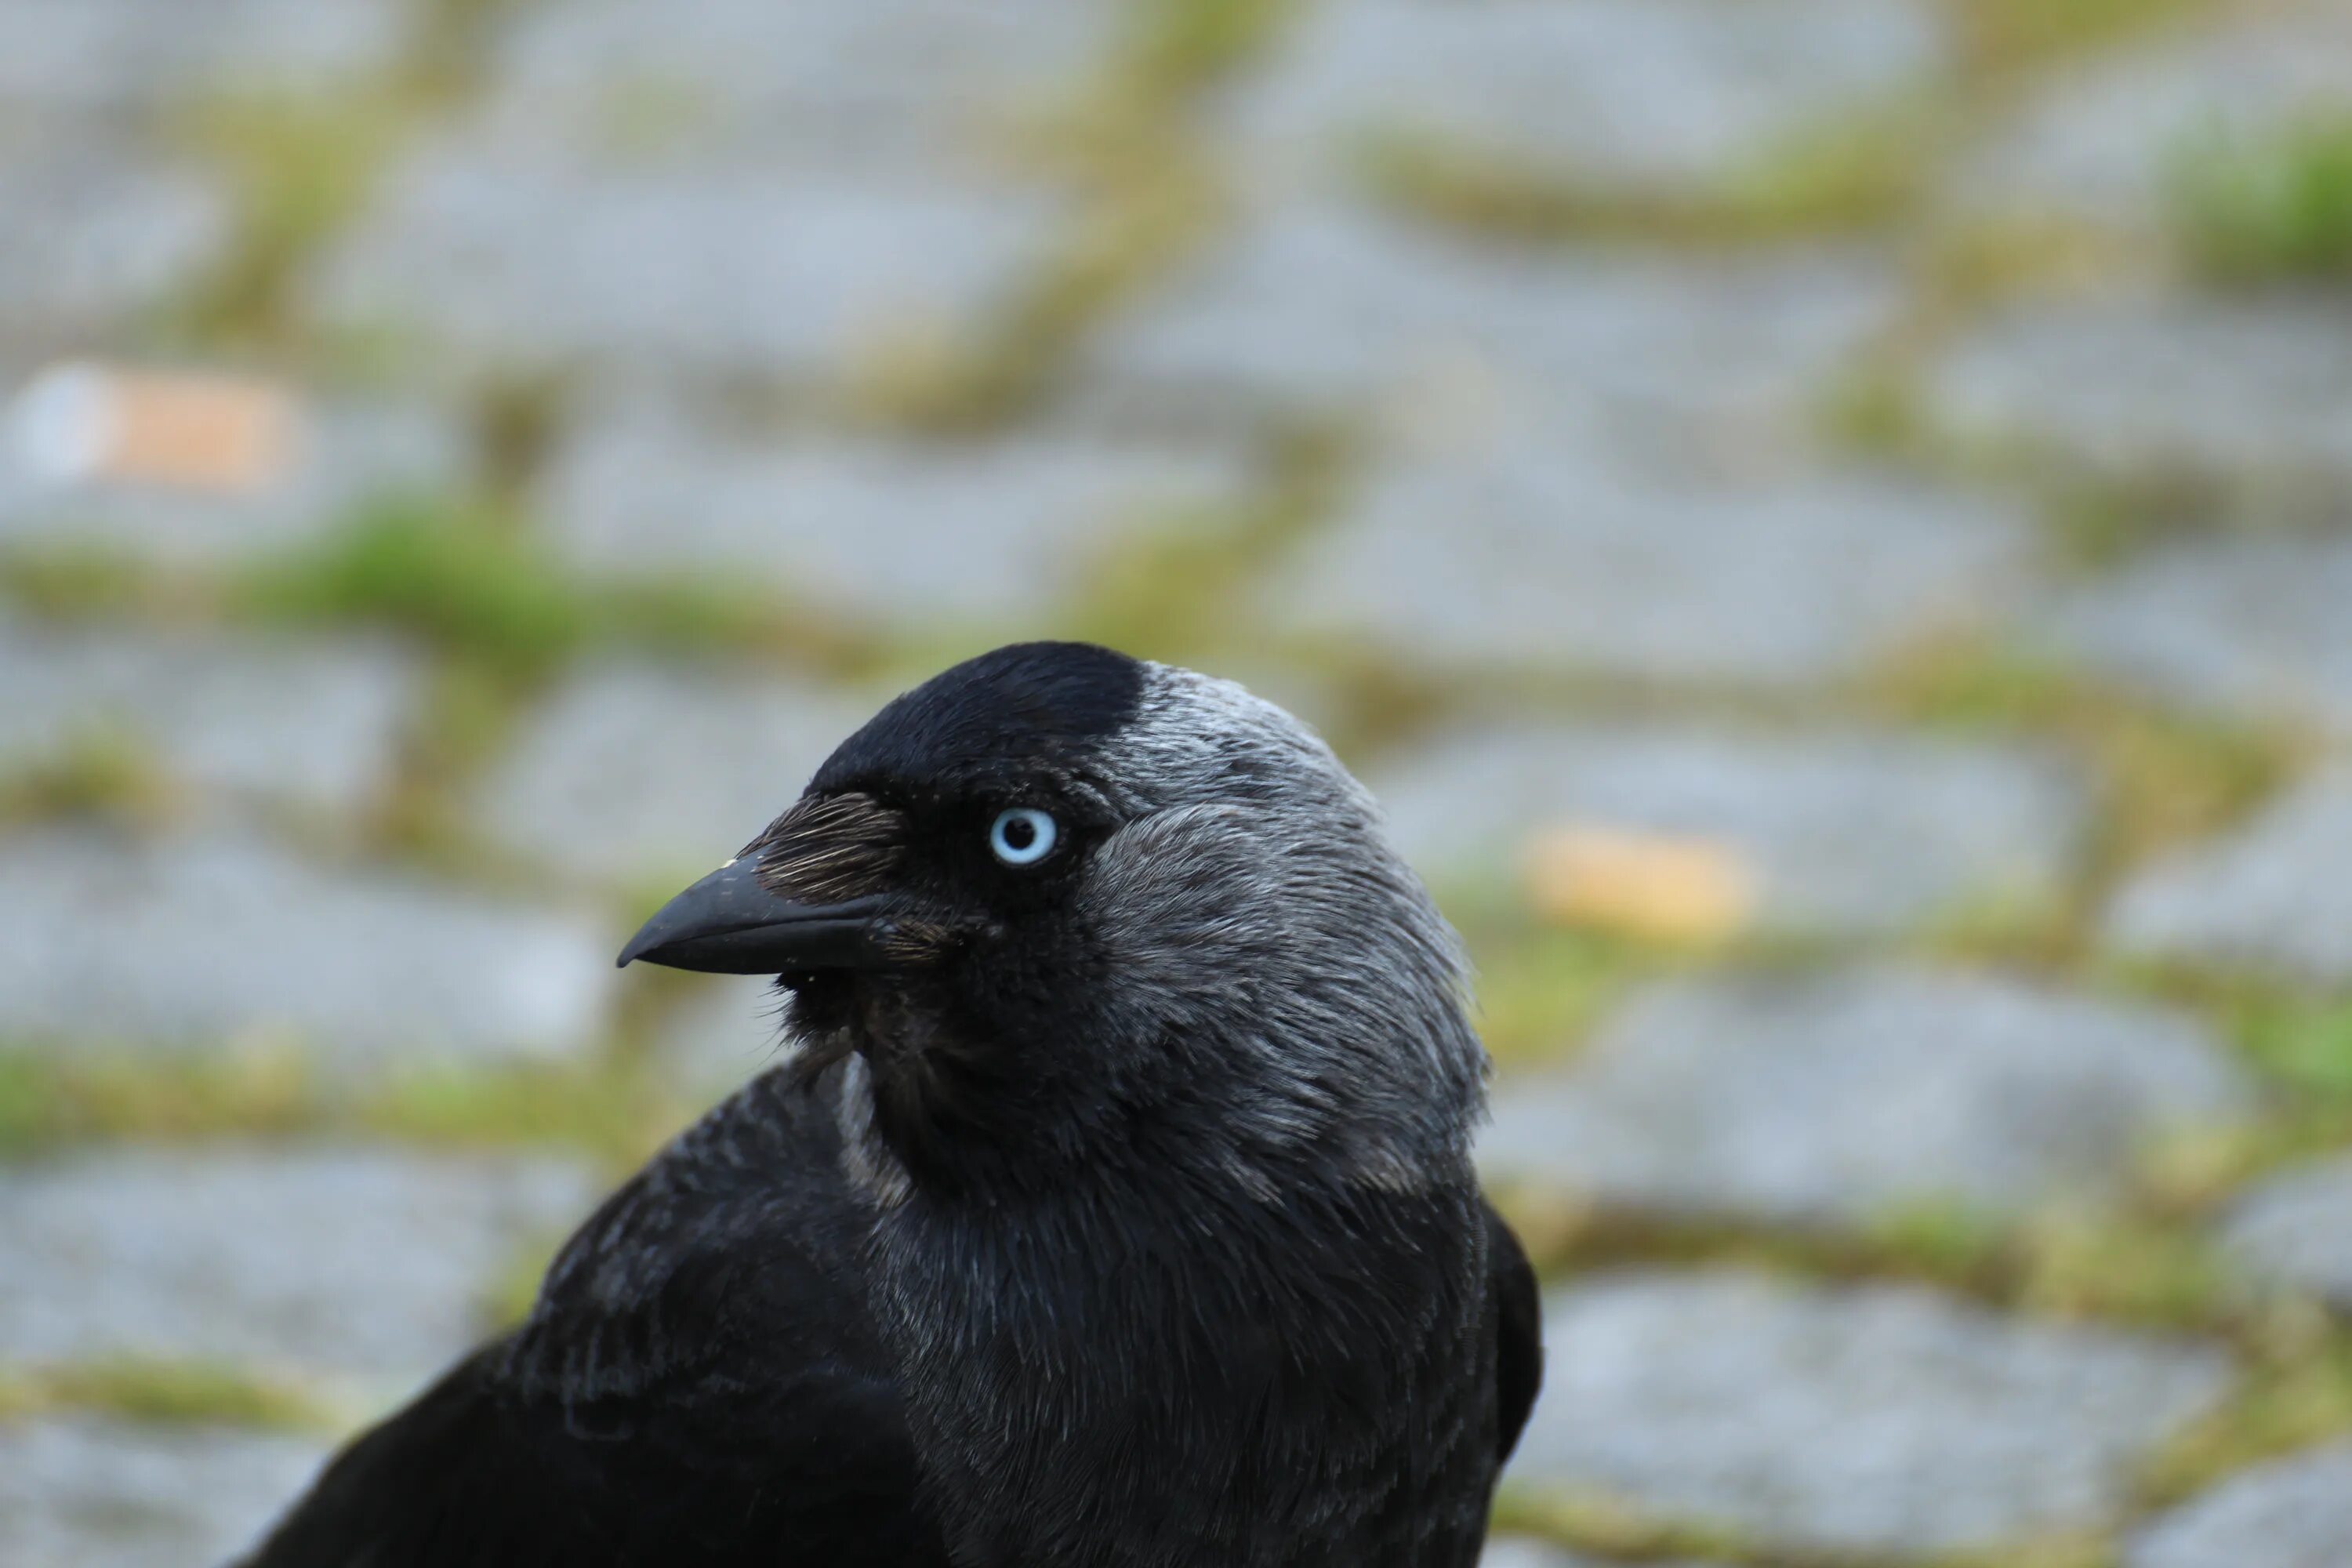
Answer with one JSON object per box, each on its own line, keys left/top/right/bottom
{"left": 5, "top": 0, "right": 2352, "bottom": 1563}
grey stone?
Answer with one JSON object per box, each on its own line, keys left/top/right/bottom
{"left": 1960, "top": 5, "right": 2352, "bottom": 233}
{"left": 480, "top": 0, "right": 1114, "bottom": 171}
{"left": 1210, "top": 660, "right": 1358, "bottom": 756}
{"left": 1512, "top": 1269, "right": 2234, "bottom": 1556}
{"left": 659, "top": 974, "right": 793, "bottom": 1104}
{"left": 1481, "top": 969, "right": 2252, "bottom": 1227}
{"left": 0, "top": 152, "right": 230, "bottom": 350}
{"left": 1480, "top": 1545, "right": 1722, "bottom": 1568}
{"left": 1266, "top": 450, "right": 2028, "bottom": 686}
{"left": 2107, "top": 769, "right": 2352, "bottom": 985}
{"left": 1370, "top": 722, "right": 2082, "bottom": 932}
{"left": 1479, "top": 1545, "right": 1577, "bottom": 1568}
{"left": 2129, "top": 1442, "right": 2352, "bottom": 1568}
{"left": 310, "top": 149, "right": 1061, "bottom": 385}
{"left": 0, "top": 1416, "right": 327, "bottom": 1568}
{"left": 1929, "top": 299, "right": 2352, "bottom": 488}
{"left": 1089, "top": 205, "right": 1899, "bottom": 450}
{"left": 0, "top": 618, "right": 417, "bottom": 818}
{"left": 0, "top": 0, "right": 405, "bottom": 121}
{"left": 2031, "top": 535, "right": 2352, "bottom": 737}
{"left": 0, "top": 1146, "right": 596, "bottom": 1383}
{"left": 0, "top": 390, "right": 467, "bottom": 564}
{"left": 477, "top": 663, "right": 877, "bottom": 886}
{"left": 1481, "top": 1544, "right": 1714, "bottom": 1568}
{"left": 0, "top": 830, "right": 615, "bottom": 1062}
{"left": 542, "top": 410, "right": 1250, "bottom": 627}
{"left": 1237, "top": 0, "right": 1942, "bottom": 196}
{"left": 2221, "top": 1155, "right": 2352, "bottom": 1308}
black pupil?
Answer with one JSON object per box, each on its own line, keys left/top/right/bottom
{"left": 1002, "top": 816, "right": 1036, "bottom": 851}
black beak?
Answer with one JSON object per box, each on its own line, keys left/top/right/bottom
{"left": 617, "top": 858, "right": 891, "bottom": 974}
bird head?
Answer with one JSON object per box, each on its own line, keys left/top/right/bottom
{"left": 620, "top": 642, "right": 1486, "bottom": 1196}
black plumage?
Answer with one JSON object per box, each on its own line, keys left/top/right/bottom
{"left": 245, "top": 642, "right": 1542, "bottom": 1568}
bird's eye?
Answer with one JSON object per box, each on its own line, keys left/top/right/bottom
{"left": 988, "top": 807, "right": 1058, "bottom": 867}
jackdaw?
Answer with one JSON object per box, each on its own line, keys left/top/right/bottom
{"left": 245, "top": 641, "right": 1542, "bottom": 1568}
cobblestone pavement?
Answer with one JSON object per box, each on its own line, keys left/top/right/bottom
{"left": 8, "top": 2, "right": 2352, "bottom": 1564}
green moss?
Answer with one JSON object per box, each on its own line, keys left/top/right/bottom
{"left": 1492, "top": 1171, "right": 2253, "bottom": 1338}
{"left": 1289, "top": 658, "right": 1461, "bottom": 768}
{"left": 175, "top": 92, "right": 408, "bottom": 351}
{"left": 1944, "top": 0, "right": 2216, "bottom": 81}
{"left": 1063, "top": 503, "right": 1273, "bottom": 665}
{"left": 363, "top": 651, "right": 544, "bottom": 871}
{"left": 1897, "top": 361, "right": 2331, "bottom": 529}
{"left": 1497, "top": 1484, "right": 2115, "bottom": 1568}
{"left": 0, "top": 1042, "right": 686, "bottom": 1172}
{"left": 0, "top": 728, "right": 183, "bottom": 833}
{"left": 2237, "top": 996, "right": 2352, "bottom": 1103}
{"left": 477, "top": 1226, "right": 574, "bottom": 1332}
{"left": 1365, "top": 100, "right": 1939, "bottom": 249}
{"left": 858, "top": 160, "right": 1221, "bottom": 432}
{"left": 471, "top": 376, "right": 572, "bottom": 499}
{"left": 601, "top": 572, "right": 874, "bottom": 673}
{"left": 356, "top": 1058, "right": 685, "bottom": 1171}
{"left": 0, "top": 1045, "right": 325, "bottom": 1156}
{"left": 2170, "top": 114, "right": 2352, "bottom": 283}
{"left": 0, "top": 546, "right": 186, "bottom": 620}
{"left": 1865, "top": 1200, "right": 2014, "bottom": 1283}
{"left": 1875, "top": 1140, "right": 2307, "bottom": 1334}
{"left": 1867, "top": 639, "right": 2303, "bottom": 895}
{"left": 1118, "top": 0, "right": 1298, "bottom": 108}
{"left": 227, "top": 495, "right": 867, "bottom": 688}
{"left": 167, "top": 0, "right": 532, "bottom": 346}
{"left": 1853, "top": 644, "right": 2277, "bottom": 973}
{"left": 861, "top": 0, "right": 1293, "bottom": 430}
{"left": 1022, "top": 0, "right": 1298, "bottom": 154}
{"left": 1489, "top": 1486, "right": 1752, "bottom": 1565}
{"left": 1489, "top": 1189, "right": 1858, "bottom": 1294}
{"left": 2141, "top": 1317, "right": 2352, "bottom": 1505}
{"left": 234, "top": 497, "right": 590, "bottom": 679}
{"left": 1864, "top": 640, "right": 2084, "bottom": 728}
{"left": 2006, "top": 1205, "right": 2233, "bottom": 1327}
{"left": 1820, "top": 365, "right": 1935, "bottom": 462}
{"left": 0, "top": 1359, "right": 333, "bottom": 1432}
{"left": 1468, "top": 927, "right": 1660, "bottom": 1069}
{"left": 2092, "top": 971, "right": 2352, "bottom": 1175}
{"left": 1062, "top": 422, "right": 1353, "bottom": 664}
{"left": 1908, "top": 217, "right": 2143, "bottom": 334}
{"left": 411, "top": 0, "right": 535, "bottom": 100}
{"left": 4, "top": 499, "right": 885, "bottom": 858}
{"left": 1914, "top": 905, "right": 2083, "bottom": 978}
{"left": 2038, "top": 474, "right": 2234, "bottom": 572}
{"left": 1927, "top": 1536, "right": 2117, "bottom": 1568}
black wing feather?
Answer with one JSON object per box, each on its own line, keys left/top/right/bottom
{"left": 245, "top": 1071, "right": 1545, "bottom": 1564}
{"left": 1483, "top": 1200, "right": 1543, "bottom": 1465}
{"left": 241, "top": 1071, "right": 947, "bottom": 1568}
{"left": 243, "top": 1334, "right": 938, "bottom": 1568}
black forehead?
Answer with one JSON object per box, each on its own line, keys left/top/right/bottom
{"left": 810, "top": 642, "right": 1146, "bottom": 799}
